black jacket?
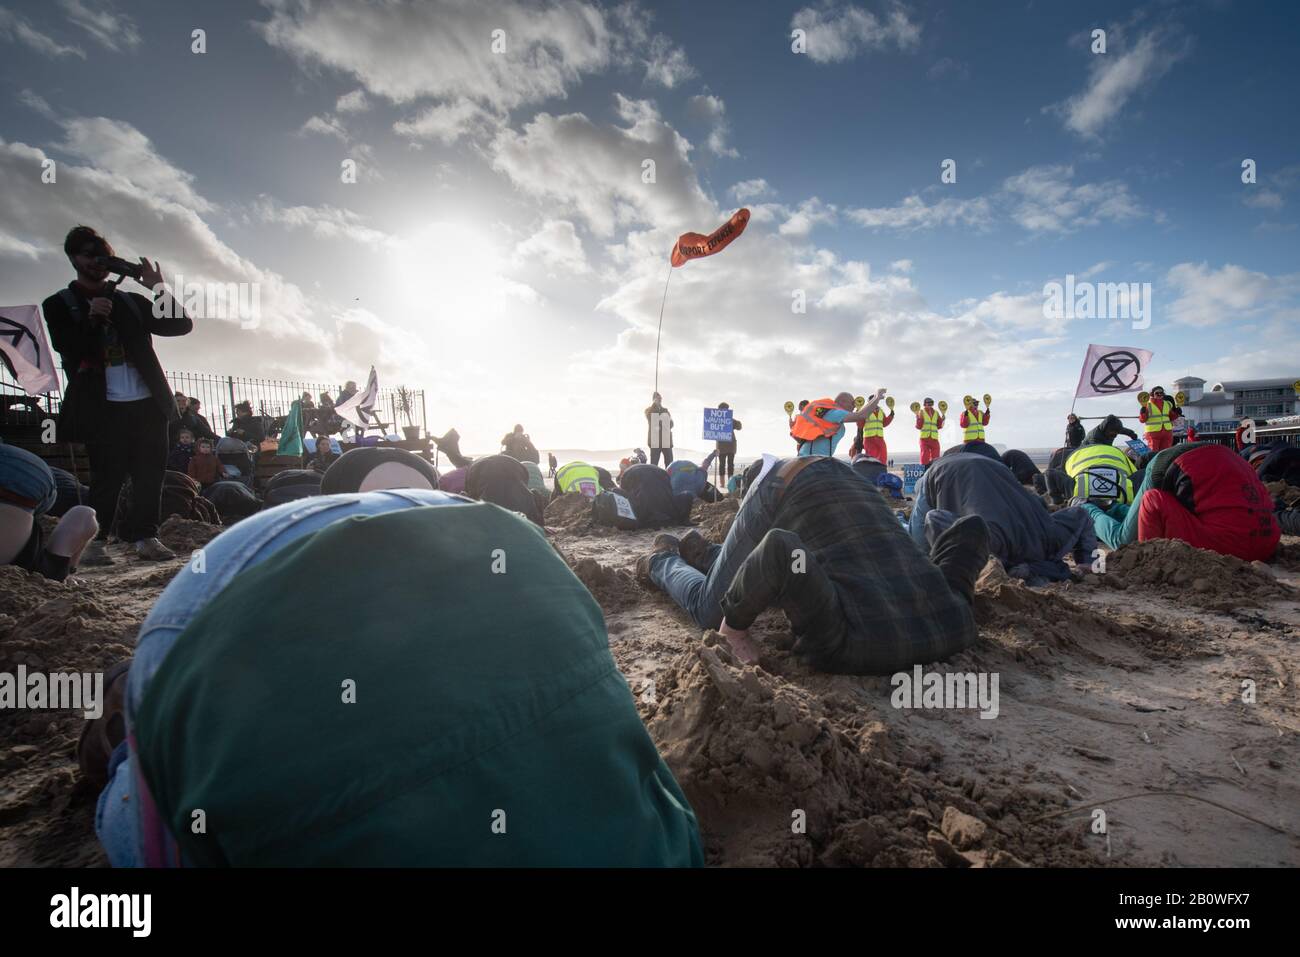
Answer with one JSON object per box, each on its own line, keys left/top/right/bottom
{"left": 1065, "top": 421, "right": 1085, "bottom": 449}
{"left": 43, "top": 283, "right": 192, "bottom": 441}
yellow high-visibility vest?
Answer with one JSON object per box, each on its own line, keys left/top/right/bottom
{"left": 919, "top": 408, "right": 940, "bottom": 439}
{"left": 555, "top": 462, "right": 601, "bottom": 497}
{"left": 1143, "top": 398, "right": 1172, "bottom": 433}
{"left": 963, "top": 409, "right": 986, "bottom": 441}
{"left": 861, "top": 409, "right": 887, "bottom": 439}
{"left": 1065, "top": 444, "right": 1135, "bottom": 503}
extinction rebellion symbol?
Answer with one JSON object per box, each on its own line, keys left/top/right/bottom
{"left": 1090, "top": 350, "right": 1141, "bottom": 393}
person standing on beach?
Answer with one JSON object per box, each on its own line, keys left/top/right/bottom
{"left": 42, "top": 225, "right": 192, "bottom": 563}
{"left": 713, "top": 402, "right": 741, "bottom": 483}
{"left": 791, "top": 390, "right": 885, "bottom": 458}
{"left": 916, "top": 398, "right": 944, "bottom": 466}
{"left": 645, "top": 392, "right": 674, "bottom": 467}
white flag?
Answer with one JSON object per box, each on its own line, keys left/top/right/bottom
{"left": 0, "top": 304, "right": 58, "bottom": 395}
{"left": 336, "top": 366, "right": 380, "bottom": 430}
{"left": 1074, "top": 344, "right": 1154, "bottom": 400}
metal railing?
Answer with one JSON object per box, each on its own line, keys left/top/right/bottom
{"left": 1, "top": 367, "right": 426, "bottom": 436}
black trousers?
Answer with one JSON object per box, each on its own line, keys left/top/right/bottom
{"left": 650, "top": 447, "right": 674, "bottom": 467}
{"left": 717, "top": 452, "right": 735, "bottom": 479}
{"left": 86, "top": 398, "right": 168, "bottom": 542}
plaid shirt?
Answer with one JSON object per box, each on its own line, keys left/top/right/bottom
{"left": 720, "top": 457, "right": 977, "bottom": 674}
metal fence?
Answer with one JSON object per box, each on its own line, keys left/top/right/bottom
{"left": 1, "top": 367, "right": 425, "bottom": 436}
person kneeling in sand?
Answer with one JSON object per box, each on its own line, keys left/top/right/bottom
{"left": 1, "top": 443, "right": 99, "bottom": 581}
{"left": 636, "top": 455, "right": 989, "bottom": 674}
{"left": 88, "top": 489, "right": 703, "bottom": 866}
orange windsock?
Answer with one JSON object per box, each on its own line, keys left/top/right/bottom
{"left": 670, "top": 208, "right": 750, "bottom": 267}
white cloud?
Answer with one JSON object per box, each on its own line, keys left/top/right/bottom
{"left": 790, "top": 1, "right": 921, "bottom": 64}
{"left": 0, "top": 227, "right": 43, "bottom": 260}
{"left": 1052, "top": 27, "right": 1191, "bottom": 138}
{"left": 730, "top": 178, "right": 774, "bottom": 202}
{"left": 847, "top": 194, "right": 993, "bottom": 231}
{"left": 256, "top": 0, "right": 692, "bottom": 145}
{"left": 1080, "top": 261, "right": 1114, "bottom": 278}
{"left": 53, "top": 116, "right": 214, "bottom": 213}
{"left": 58, "top": 0, "right": 141, "bottom": 52}
{"left": 1165, "top": 262, "right": 1290, "bottom": 327}
{"left": 299, "top": 114, "right": 348, "bottom": 140}
{"left": 1242, "top": 188, "right": 1283, "bottom": 210}
{"left": 779, "top": 197, "right": 837, "bottom": 238}
{"left": 514, "top": 219, "right": 591, "bottom": 274}
{"left": 1002, "top": 164, "right": 1147, "bottom": 233}
{"left": 489, "top": 95, "right": 712, "bottom": 238}
{"left": 17, "top": 88, "right": 57, "bottom": 121}
{"left": 251, "top": 196, "right": 395, "bottom": 247}
{"left": 0, "top": 7, "right": 85, "bottom": 57}
{"left": 889, "top": 258, "right": 912, "bottom": 273}
{"left": 686, "top": 93, "right": 737, "bottom": 158}
{"left": 393, "top": 100, "right": 502, "bottom": 144}
{"left": 335, "top": 89, "right": 370, "bottom": 113}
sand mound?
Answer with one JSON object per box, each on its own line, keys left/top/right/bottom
{"left": 157, "top": 515, "right": 222, "bottom": 554}
{"left": 693, "top": 497, "right": 740, "bottom": 543}
{"left": 570, "top": 556, "right": 641, "bottom": 612}
{"left": 974, "top": 560, "right": 1208, "bottom": 665}
{"left": 1103, "top": 538, "right": 1295, "bottom": 611}
{"left": 544, "top": 491, "right": 593, "bottom": 530}
{"left": 644, "top": 632, "right": 1090, "bottom": 867}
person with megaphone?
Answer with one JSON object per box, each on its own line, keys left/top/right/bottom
{"left": 912, "top": 398, "right": 946, "bottom": 465}
{"left": 960, "top": 394, "right": 991, "bottom": 443}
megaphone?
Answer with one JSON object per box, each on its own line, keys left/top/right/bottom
{"left": 885, "top": 396, "right": 895, "bottom": 410}
{"left": 909, "top": 401, "right": 921, "bottom": 414}
{"left": 783, "top": 400, "right": 795, "bottom": 415}
{"left": 983, "top": 393, "right": 992, "bottom": 407}
{"left": 1174, "top": 391, "right": 1187, "bottom": 406}
{"left": 938, "top": 400, "right": 948, "bottom": 413}
{"left": 854, "top": 395, "right": 866, "bottom": 410}
{"left": 1137, "top": 390, "right": 1150, "bottom": 406}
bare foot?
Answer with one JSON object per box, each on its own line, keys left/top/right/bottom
{"left": 718, "top": 620, "right": 760, "bottom": 664}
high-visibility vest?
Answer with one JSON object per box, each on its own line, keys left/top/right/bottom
{"left": 1143, "top": 398, "right": 1172, "bottom": 433}
{"left": 790, "top": 397, "right": 840, "bottom": 443}
{"left": 963, "top": 408, "right": 986, "bottom": 441}
{"left": 860, "top": 409, "right": 887, "bottom": 439}
{"left": 918, "top": 408, "right": 940, "bottom": 439}
{"left": 555, "top": 462, "right": 601, "bottom": 498}
{"left": 1065, "top": 444, "right": 1135, "bottom": 503}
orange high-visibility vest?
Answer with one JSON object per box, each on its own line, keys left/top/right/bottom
{"left": 791, "top": 397, "right": 840, "bottom": 442}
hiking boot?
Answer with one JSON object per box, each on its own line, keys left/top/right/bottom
{"left": 132, "top": 537, "right": 176, "bottom": 561}
{"left": 80, "top": 539, "right": 115, "bottom": 566}
{"left": 635, "top": 534, "right": 680, "bottom": 584}
{"left": 678, "top": 529, "right": 714, "bottom": 572}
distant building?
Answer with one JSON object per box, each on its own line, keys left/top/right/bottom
{"left": 1174, "top": 375, "right": 1300, "bottom": 445}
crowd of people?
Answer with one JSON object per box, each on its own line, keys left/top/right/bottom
{"left": 1, "top": 223, "right": 1296, "bottom": 867}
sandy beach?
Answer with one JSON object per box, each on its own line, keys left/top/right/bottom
{"left": 3, "top": 492, "right": 1297, "bottom": 868}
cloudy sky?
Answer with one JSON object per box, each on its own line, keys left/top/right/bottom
{"left": 1, "top": 0, "right": 1297, "bottom": 455}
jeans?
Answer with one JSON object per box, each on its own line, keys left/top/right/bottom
{"left": 0, "top": 443, "right": 57, "bottom": 516}
{"left": 648, "top": 466, "right": 784, "bottom": 630}
{"left": 98, "top": 488, "right": 468, "bottom": 867}
{"left": 87, "top": 397, "right": 167, "bottom": 541}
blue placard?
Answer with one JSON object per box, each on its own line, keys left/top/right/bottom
{"left": 1126, "top": 438, "right": 1151, "bottom": 457}
{"left": 702, "top": 407, "right": 733, "bottom": 441}
{"left": 902, "top": 463, "right": 926, "bottom": 495}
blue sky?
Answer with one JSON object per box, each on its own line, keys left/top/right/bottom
{"left": 1, "top": 0, "right": 1297, "bottom": 454}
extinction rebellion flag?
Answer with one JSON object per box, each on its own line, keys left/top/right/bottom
{"left": 0, "top": 304, "right": 58, "bottom": 395}
{"left": 1074, "top": 343, "right": 1154, "bottom": 400}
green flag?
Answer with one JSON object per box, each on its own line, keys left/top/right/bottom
{"left": 277, "top": 399, "right": 304, "bottom": 457}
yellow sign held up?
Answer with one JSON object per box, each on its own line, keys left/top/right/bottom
{"left": 783, "top": 400, "right": 795, "bottom": 415}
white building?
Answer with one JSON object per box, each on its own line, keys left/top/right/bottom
{"left": 1173, "top": 375, "right": 1300, "bottom": 430}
